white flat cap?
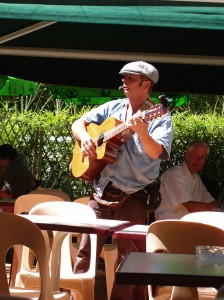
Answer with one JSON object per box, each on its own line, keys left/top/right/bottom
{"left": 119, "top": 61, "right": 159, "bottom": 84}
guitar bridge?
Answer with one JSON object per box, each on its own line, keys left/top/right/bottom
{"left": 105, "top": 145, "right": 119, "bottom": 160}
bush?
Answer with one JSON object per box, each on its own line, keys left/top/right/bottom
{"left": 0, "top": 90, "right": 223, "bottom": 199}
{"left": 160, "top": 112, "right": 224, "bottom": 193}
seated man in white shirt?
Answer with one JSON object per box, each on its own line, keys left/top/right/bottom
{"left": 155, "top": 140, "right": 220, "bottom": 220}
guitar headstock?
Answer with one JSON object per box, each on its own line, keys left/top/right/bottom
{"left": 142, "top": 96, "right": 171, "bottom": 121}
{"left": 158, "top": 95, "right": 172, "bottom": 107}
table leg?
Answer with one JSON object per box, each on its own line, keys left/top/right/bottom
{"left": 134, "top": 285, "right": 148, "bottom": 300}
{"left": 132, "top": 241, "right": 148, "bottom": 300}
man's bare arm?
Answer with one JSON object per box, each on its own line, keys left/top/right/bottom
{"left": 183, "top": 200, "right": 220, "bottom": 213}
{"left": 0, "top": 190, "right": 13, "bottom": 199}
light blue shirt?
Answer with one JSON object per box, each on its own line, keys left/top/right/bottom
{"left": 82, "top": 98, "right": 173, "bottom": 196}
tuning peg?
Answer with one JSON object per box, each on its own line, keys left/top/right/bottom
{"left": 158, "top": 95, "right": 172, "bottom": 107}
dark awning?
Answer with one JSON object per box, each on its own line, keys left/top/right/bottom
{"left": 0, "top": 0, "right": 224, "bottom": 94}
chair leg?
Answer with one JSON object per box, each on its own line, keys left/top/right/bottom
{"left": 171, "top": 287, "right": 199, "bottom": 300}
{"left": 103, "top": 244, "right": 118, "bottom": 300}
{"left": 10, "top": 245, "right": 23, "bottom": 287}
{"left": 70, "top": 290, "right": 82, "bottom": 300}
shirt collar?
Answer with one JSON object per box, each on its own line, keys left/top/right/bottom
{"left": 182, "top": 160, "right": 197, "bottom": 178}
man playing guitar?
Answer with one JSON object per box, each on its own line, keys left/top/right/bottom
{"left": 71, "top": 61, "right": 173, "bottom": 300}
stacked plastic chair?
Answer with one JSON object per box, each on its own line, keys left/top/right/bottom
{"left": 15, "top": 201, "right": 97, "bottom": 300}
{"left": 146, "top": 219, "right": 224, "bottom": 300}
{"left": 0, "top": 213, "right": 69, "bottom": 300}
{"left": 10, "top": 189, "right": 69, "bottom": 287}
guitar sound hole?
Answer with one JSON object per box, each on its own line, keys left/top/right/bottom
{"left": 97, "top": 134, "right": 104, "bottom": 146}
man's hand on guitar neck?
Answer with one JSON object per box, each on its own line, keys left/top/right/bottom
{"left": 127, "top": 111, "right": 148, "bottom": 136}
{"left": 127, "top": 112, "right": 163, "bottom": 159}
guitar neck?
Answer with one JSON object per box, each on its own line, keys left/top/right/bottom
{"left": 93, "top": 122, "right": 128, "bottom": 145}
{"left": 93, "top": 102, "right": 170, "bottom": 146}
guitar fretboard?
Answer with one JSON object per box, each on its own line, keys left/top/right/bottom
{"left": 94, "top": 122, "right": 128, "bottom": 146}
{"left": 93, "top": 103, "right": 168, "bottom": 146}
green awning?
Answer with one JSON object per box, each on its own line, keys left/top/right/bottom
{"left": 0, "top": 4, "right": 223, "bottom": 30}
{"left": 51, "top": 84, "right": 190, "bottom": 106}
{"left": 0, "top": 1, "right": 223, "bottom": 94}
{"left": 0, "top": 75, "right": 38, "bottom": 96}
{"left": 0, "top": 74, "right": 189, "bottom": 106}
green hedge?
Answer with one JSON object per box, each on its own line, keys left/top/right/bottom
{"left": 0, "top": 94, "right": 223, "bottom": 199}
{"left": 160, "top": 112, "right": 224, "bottom": 197}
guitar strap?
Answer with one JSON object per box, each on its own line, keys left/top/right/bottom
{"left": 138, "top": 98, "right": 154, "bottom": 112}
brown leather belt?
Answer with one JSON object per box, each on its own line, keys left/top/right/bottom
{"left": 107, "top": 181, "right": 155, "bottom": 194}
{"left": 93, "top": 181, "right": 160, "bottom": 210}
{"left": 93, "top": 181, "right": 128, "bottom": 207}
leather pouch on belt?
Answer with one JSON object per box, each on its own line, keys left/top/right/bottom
{"left": 93, "top": 184, "right": 129, "bottom": 207}
{"left": 93, "top": 193, "right": 120, "bottom": 207}
{"left": 133, "top": 182, "right": 161, "bottom": 211}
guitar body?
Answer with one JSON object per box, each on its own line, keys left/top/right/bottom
{"left": 72, "top": 117, "right": 124, "bottom": 182}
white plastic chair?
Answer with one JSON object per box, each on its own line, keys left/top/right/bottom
{"left": 146, "top": 219, "right": 224, "bottom": 300}
{"left": 29, "top": 189, "right": 71, "bottom": 202}
{"left": 0, "top": 296, "right": 29, "bottom": 300}
{"left": 14, "top": 190, "right": 70, "bottom": 215}
{"left": 73, "top": 197, "right": 90, "bottom": 245}
{"left": 216, "top": 284, "right": 224, "bottom": 299}
{"left": 181, "top": 211, "right": 224, "bottom": 300}
{"left": 11, "top": 191, "right": 67, "bottom": 287}
{"left": 16, "top": 201, "right": 97, "bottom": 300}
{"left": 181, "top": 211, "right": 224, "bottom": 230}
{"left": 74, "top": 197, "right": 90, "bottom": 205}
{"left": 0, "top": 212, "right": 69, "bottom": 300}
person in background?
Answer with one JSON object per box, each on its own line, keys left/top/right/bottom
{"left": 71, "top": 61, "right": 173, "bottom": 300}
{"left": 155, "top": 140, "right": 220, "bottom": 220}
{"left": 0, "top": 144, "right": 36, "bottom": 199}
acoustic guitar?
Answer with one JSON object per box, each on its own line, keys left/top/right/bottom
{"left": 72, "top": 99, "right": 171, "bottom": 182}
